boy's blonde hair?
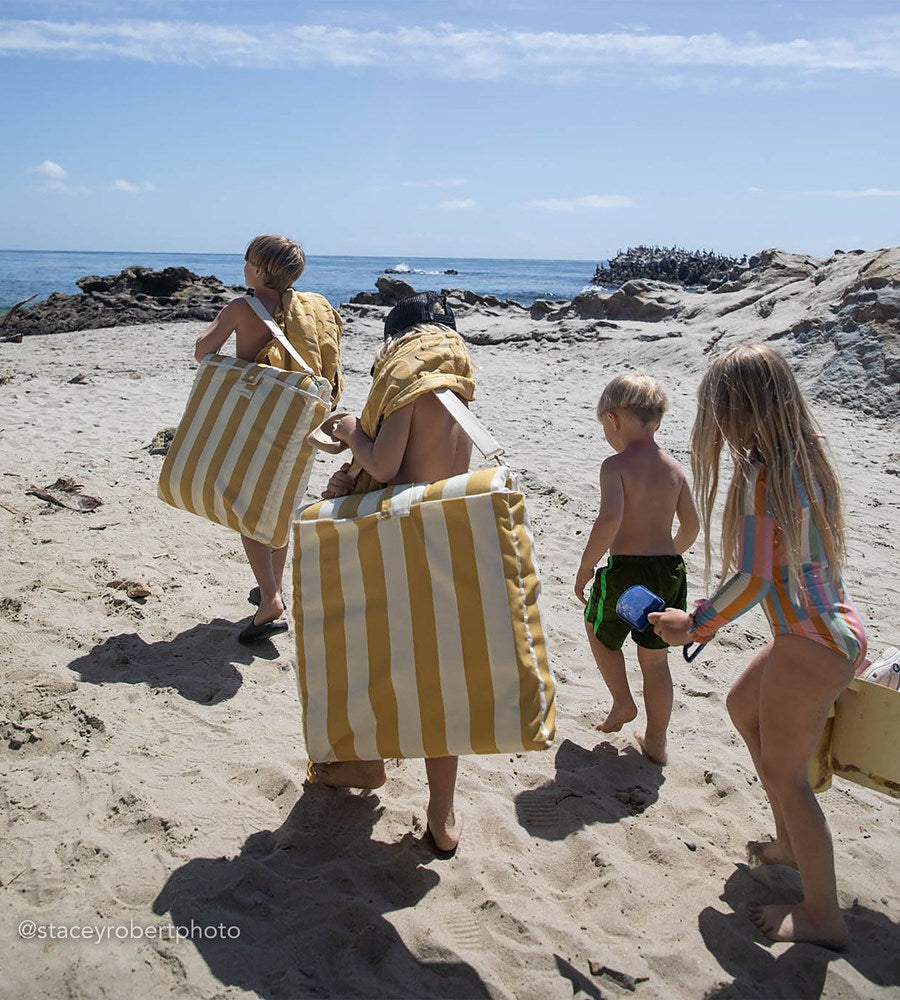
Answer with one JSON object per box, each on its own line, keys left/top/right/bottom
{"left": 597, "top": 373, "right": 668, "bottom": 426}
{"left": 691, "top": 344, "right": 846, "bottom": 593}
{"left": 244, "top": 234, "right": 305, "bottom": 292}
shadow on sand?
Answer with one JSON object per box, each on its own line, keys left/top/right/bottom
{"left": 66, "top": 617, "right": 283, "bottom": 704}
{"left": 153, "top": 789, "right": 491, "bottom": 999}
{"left": 514, "top": 737, "right": 665, "bottom": 840}
{"left": 699, "top": 864, "right": 900, "bottom": 998}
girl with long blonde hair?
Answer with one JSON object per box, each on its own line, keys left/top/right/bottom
{"left": 650, "top": 344, "right": 867, "bottom": 949}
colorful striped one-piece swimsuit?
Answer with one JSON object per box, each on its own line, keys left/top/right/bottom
{"left": 690, "top": 464, "right": 867, "bottom": 668}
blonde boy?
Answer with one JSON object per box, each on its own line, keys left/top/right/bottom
{"left": 575, "top": 373, "right": 699, "bottom": 764}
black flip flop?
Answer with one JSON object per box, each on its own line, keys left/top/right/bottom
{"left": 238, "top": 617, "right": 288, "bottom": 645}
{"left": 248, "top": 586, "right": 261, "bottom": 607}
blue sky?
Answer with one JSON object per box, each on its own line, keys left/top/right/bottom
{"left": 1, "top": 0, "right": 899, "bottom": 259}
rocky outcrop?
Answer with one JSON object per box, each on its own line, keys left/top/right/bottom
{"left": 2, "top": 267, "right": 243, "bottom": 337}
{"left": 346, "top": 274, "right": 418, "bottom": 306}
{"left": 593, "top": 246, "right": 747, "bottom": 289}
{"left": 346, "top": 279, "right": 529, "bottom": 315}
{"left": 575, "top": 280, "right": 683, "bottom": 322}
{"left": 705, "top": 247, "right": 900, "bottom": 418}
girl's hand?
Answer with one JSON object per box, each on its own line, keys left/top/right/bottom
{"left": 648, "top": 608, "right": 693, "bottom": 647}
{"left": 331, "top": 415, "right": 359, "bottom": 443}
{"left": 574, "top": 563, "right": 594, "bottom": 605}
{"left": 322, "top": 462, "right": 357, "bottom": 499}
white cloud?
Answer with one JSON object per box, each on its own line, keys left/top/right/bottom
{"left": 526, "top": 194, "right": 635, "bottom": 212}
{"left": 402, "top": 178, "right": 466, "bottom": 189}
{"left": 111, "top": 179, "right": 156, "bottom": 193}
{"left": 747, "top": 186, "right": 763, "bottom": 194}
{"left": 28, "top": 159, "right": 88, "bottom": 194}
{"left": 828, "top": 187, "right": 900, "bottom": 198}
{"left": 1, "top": 20, "right": 898, "bottom": 79}
{"left": 32, "top": 159, "right": 66, "bottom": 179}
{"left": 439, "top": 198, "right": 475, "bottom": 210}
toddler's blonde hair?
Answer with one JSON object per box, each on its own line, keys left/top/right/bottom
{"left": 691, "top": 344, "right": 846, "bottom": 593}
{"left": 244, "top": 234, "right": 305, "bottom": 292}
{"left": 597, "top": 373, "right": 668, "bottom": 426}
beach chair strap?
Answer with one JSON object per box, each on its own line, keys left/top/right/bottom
{"left": 243, "top": 294, "right": 316, "bottom": 377}
{"left": 433, "top": 387, "right": 504, "bottom": 462}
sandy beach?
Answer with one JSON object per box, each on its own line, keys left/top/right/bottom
{"left": 1, "top": 255, "right": 898, "bottom": 999}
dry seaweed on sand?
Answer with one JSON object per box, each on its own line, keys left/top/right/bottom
{"left": 26, "top": 477, "right": 103, "bottom": 512}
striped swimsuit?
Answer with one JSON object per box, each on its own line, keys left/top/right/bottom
{"left": 690, "top": 465, "right": 867, "bottom": 668}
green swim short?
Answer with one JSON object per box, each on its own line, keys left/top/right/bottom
{"left": 584, "top": 554, "right": 687, "bottom": 650}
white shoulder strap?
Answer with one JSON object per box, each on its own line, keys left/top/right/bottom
{"left": 243, "top": 294, "right": 315, "bottom": 377}
{"left": 432, "top": 387, "right": 504, "bottom": 462}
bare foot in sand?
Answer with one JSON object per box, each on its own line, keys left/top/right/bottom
{"left": 749, "top": 902, "right": 847, "bottom": 949}
{"left": 634, "top": 730, "right": 667, "bottom": 765}
{"left": 254, "top": 594, "right": 285, "bottom": 626}
{"left": 747, "top": 838, "right": 798, "bottom": 869}
{"left": 310, "top": 760, "right": 386, "bottom": 789}
{"left": 596, "top": 700, "right": 638, "bottom": 733}
{"left": 426, "top": 801, "right": 462, "bottom": 854}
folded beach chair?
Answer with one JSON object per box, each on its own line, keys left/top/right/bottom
{"left": 292, "top": 389, "right": 556, "bottom": 762}
{"left": 158, "top": 295, "right": 332, "bottom": 548}
{"left": 809, "top": 675, "right": 900, "bottom": 799}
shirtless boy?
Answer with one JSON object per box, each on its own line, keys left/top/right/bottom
{"left": 575, "top": 374, "right": 699, "bottom": 764}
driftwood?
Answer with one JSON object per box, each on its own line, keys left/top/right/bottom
{"left": 0, "top": 295, "right": 38, "bottom": 343}
{"left": 26, "top": 477, "right": 103, "bottom": 512}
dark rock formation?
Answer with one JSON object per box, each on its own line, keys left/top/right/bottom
{"left": 347, "top": 274, "right": 417, "bottom": 306}
{"left": 347, "top": 278, "right": 527, "bottom": 315}
{"left": 593, "top": 246, "right": 748, "bottom": 289}
{"left": 375, "top": 274, "right": 417, "bottom": 303}
{"left": 2, "top": 267, "right": 244, "bottom": 337}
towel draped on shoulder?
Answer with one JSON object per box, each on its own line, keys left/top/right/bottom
{"left": 354, "top": 323, "right": 475, "bottom": 494}
{"left": 254, "top": 290, "right": 343, "bottom": 405}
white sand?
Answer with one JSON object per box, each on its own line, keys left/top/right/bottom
{"left": 1, "top": 289, "right": 898, "bottom": 999}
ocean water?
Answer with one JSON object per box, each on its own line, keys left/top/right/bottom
{"left": 0, "top": 250, "right": 600, "bottom": 315}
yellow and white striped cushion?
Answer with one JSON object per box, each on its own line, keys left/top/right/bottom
{"left": 292, "top": 466, "right": 556, "bottom": 760}
{"left": 159, "top": 354, "right": 331, "bottom": 548}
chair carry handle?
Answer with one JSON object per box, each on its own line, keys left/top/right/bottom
{"left": 683, "top": 642, "right": 706, "bottom": 663}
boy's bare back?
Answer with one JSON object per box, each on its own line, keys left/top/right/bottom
{"left": 603, "top": 442, "right": 693, "bottom": 556}
{"left": 389, "top": 392, "right": 472, "bottom": 486}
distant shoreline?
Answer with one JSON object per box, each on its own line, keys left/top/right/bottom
{"left": 0, "top": 251, "right": 603, "bottom": 314}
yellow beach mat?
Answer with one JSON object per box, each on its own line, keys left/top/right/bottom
{"left": 292, "top": 464, "right": 556, "bottom": 761}
{"left": 809, "top": 678, "right": 900, "bottom": 798}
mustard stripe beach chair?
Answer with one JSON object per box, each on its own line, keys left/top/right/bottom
{"left": 292, "top": 392, "right": 556, "bottom": 761}
{"left": 158, "top": 295, "right": 332, "bottom": 548}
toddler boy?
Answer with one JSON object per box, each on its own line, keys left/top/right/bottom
{"left": 575, "top": 374, "right": 699, "bottom": 763}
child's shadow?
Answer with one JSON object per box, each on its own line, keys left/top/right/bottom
{"left": 515, "top": 737, "right": 665, "bottom": 840}
{"left": 152, "top": 790, "right": 491, "bottom": 1000}
{"left": 698, "top": 864, "right": 900, "bottom": 998}
{"left": 66, "top": 618, "right": 271, "bottom": 704}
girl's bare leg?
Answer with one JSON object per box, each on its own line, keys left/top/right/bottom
{"left": 585, "top": 622, "right": 637, "bottom": 732}
{"left": 634, "top": 645, "right": 672, "bottom": 764}
{"left": 749, "top": 634, "right": 853, "bottom": 947}
{"left": 424, "top": 756, "right": 461, "bottom": 852}
{"left": 241, "top": 536, "right": 285, "bottom": 624}
{"left": 726, "top": 642, "right": 796, "bottom": 867}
